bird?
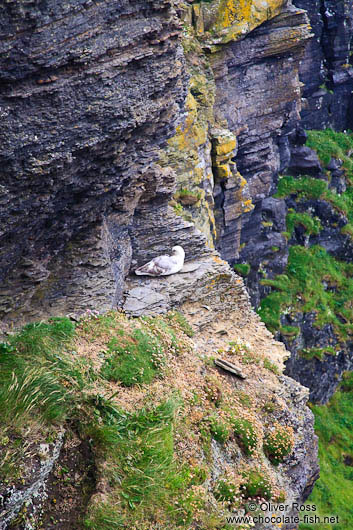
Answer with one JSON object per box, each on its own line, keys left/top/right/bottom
{"left": 134, "top": 246, "right": 185, "bottom": 276}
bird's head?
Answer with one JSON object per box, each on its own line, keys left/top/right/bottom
{"left": 172, "top": 245, "right": 185, "bottom": 259}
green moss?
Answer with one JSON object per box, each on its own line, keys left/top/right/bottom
{"left": 233, "top": 263, "right": 251, "bottom": 277}
{"left": 258, "top": 245, "right": 353, "bottom": 341}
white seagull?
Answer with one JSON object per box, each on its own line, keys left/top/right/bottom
{"left": 135, "top": 246, "right": 185, "bottom": 276}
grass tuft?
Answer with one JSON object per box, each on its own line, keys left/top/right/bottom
{"left": 232, "top": 417, "right": 258, "bottom": 456}
{"left": 101, "top": 328, "right": 165, "bottom": 387}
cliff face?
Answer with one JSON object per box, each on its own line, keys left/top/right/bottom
{"left": 162, "top": 1, "right": 353, "bottom": 405}
{"left": 0, "top": 0, "right": 189, "bottom": 327}
{"left": 163, "top": 1, "right": 312, "bottom": 306}
{"left": 0, "top": 262, "right": 319, "bottom": 529}
{"left": 293, "top": 0, "right": 353, "bottom": 130}
{"left": 0, "top": 1, "right": 323, "bottom": 528}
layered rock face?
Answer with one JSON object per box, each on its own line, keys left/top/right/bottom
{"left": 162, "top": 2, "right": 311, "bottom": 308}
{"left": 0, "top": 2, "right": 322, "bottom": 526}
{"left": 0, "top": 0, "right": 189, "bottom": 328}
{"left": 293, "top": 0, "right": 353, "bottom": 130}
{"left": 269, "top": 131, "right": 353, "bottom": 403}
{"left": 214, "top": 6, "right": 312, "bottom": 304}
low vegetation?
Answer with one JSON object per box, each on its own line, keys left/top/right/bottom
{"left": 286, "top": 210, "right": 322, "bottom": 236}
{"left": 241, "top": 470, "right": 272, "bottom": 500}
{"left": 263, "top": 424, "right": 294, "bottom": 465}
{"left": 300, "top": 373, "right": 353, "bottom": 530}
{"left": 232, "top": 417, "right": 258, "bottom": 456}
{"left": 0, "top": 309, "right": 293, "bottom": 529}
{"left": 306, "top": 128, "right": 353, "bottom": 181}
{"left": 101, "top": 327, "right": 166, "bottom": 386}
{"left": 0, "top": 317, "right": 76, "bottom": 428}
{"left": 233, "top": 263, "right": 251, "bottom": 277}
{"left": 258, "top": 129, "right": 353, "bottom": 529}
{"left": 258, "top": 245, "right": 353, "bottom": 341}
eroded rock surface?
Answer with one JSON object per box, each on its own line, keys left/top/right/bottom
{"left": 0, "top": 0, "right": 187, "bottom": 328}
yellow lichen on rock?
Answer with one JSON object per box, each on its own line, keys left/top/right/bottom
{"left": 160, "top": 7, "right": 256, "bottom": 247}
{"left": 201, "top": 0, "right": 286, "bottom": 46}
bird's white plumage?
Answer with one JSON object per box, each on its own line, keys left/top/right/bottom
{"left": 135, "top": 246, "right": 185, "bottom": 276}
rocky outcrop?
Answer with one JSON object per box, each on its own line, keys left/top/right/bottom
{"left": 0, "top": 0, "right": 187, "bottom": 329}
{"left": 0, "top": 430, "right": 64, "bottom": 529}
{"left": 0, "top": 255, "right": 319, "bottom": 529}
{"left": 254, "top": 128, "right": 353, "bottom": 403}
{"left": 283, "top": 320, "right": 353, "bottom": 404}
{"left": 293, "top": 0, "right": 353, "bottom": 130}
{"left": 0, "top": 0, "right": 314, "bottom": 327}
{"left": 162, "top": 2, "right": 311, "bottom": 306}
{"left": 123, "top": 250, "right": 319, "bottom": 520}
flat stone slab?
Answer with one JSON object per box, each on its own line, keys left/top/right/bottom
{"left": 123, "top": 254, "right": 238, "bottom": 316}
{"left": 214, "top": 358, "right": 246, "bottom": 379}
{"left": 123, "top": 286, "right": 168, "bottom": 316}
